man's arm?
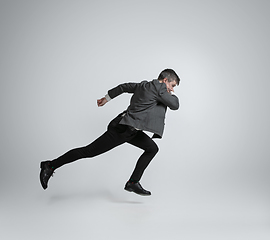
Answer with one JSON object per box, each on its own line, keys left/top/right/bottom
{"left": 108, "top": 82, "right": 138, "bottom": 99}
{"left": 97, "top": 82, "right": 138, "bottom": 107}
{"left": 158, "top": 86, "right": 179, "bottom": 110}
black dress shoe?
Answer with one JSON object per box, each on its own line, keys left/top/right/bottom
{"left": 124, "top": 181, "right": 151, "bottom": 196}
{"left": 40, "top": 161, "right": 54, "bottom": 190}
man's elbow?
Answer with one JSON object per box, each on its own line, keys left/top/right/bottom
{"left": 170, "top": 102, "right": 180, "bottom": 110}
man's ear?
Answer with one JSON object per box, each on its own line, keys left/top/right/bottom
{"left": 163, "top": 78, "right": 168, "bottom": 83}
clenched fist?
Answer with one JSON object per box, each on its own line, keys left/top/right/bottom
{"left": 97, "top": 97, "right": 108, "bottom": 107}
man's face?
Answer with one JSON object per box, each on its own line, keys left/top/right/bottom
{"left": 164, "top": 79, "right": 177, "bottom": 93}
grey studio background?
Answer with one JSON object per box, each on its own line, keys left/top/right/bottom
{"left": 0, "top": 0, "right": 269, "bottom": 240}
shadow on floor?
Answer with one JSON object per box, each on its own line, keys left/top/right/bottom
{"left": 48, "top": 189, "right": 144, "bottom": 205}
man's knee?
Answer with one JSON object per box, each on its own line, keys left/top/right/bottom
{"left": 148, "top": 142, "right": 159, "bottom": 155}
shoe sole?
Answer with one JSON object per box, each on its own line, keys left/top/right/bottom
{"left": 124, "top": 187, "right": 151, "bottom": 196}
{"left": 40, "top": 162, "right": 48, "bottom": 190}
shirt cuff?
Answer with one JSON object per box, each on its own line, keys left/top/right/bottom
{"left": 105, "top": 93, "right": 112, "bottom": 102}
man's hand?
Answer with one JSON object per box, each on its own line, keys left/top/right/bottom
{"left": 97, "top": 97, "right": 108, "bottom": 107}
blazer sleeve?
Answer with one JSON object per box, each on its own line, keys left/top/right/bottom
{"left": 157, "top": 84, "right": 179, "bottom": 110}
{"left": 107, "top": 82, "right": 138, "bottom": 99}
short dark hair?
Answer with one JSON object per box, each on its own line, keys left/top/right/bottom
{"left": 158, "top": 69, "right": 180, "bottom": 85}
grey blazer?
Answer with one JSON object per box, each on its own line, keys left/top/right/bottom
{"left": 108, "top": 79, "right": 179, "bottom": 138}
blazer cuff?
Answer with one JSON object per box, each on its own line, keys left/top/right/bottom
{"left": 170, "top": 91, "right": 177, "bottom": 97}
{"left": 105, "top": 93, "right": 112, "bottom": 102}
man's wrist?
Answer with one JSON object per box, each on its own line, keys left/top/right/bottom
{"left": 105, "top": 93, "right": 111, "bottom": 102}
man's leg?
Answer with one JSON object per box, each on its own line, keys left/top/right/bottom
{"left": 127, "top": 131, "right": 159, "bottom": 181}
{"left": 124, "top": 131, "right": 159, "bottom": 196}
{"left": 50, "top": 130, "right": 125, "bottom": 170}
{"left": 40, "top": 114, "right": 127, "bottom": 190}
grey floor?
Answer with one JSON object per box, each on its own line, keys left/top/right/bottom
{"left": 1, "top": 159, "right": 269, "bottom": 240}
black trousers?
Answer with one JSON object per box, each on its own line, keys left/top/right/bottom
{"left": 50, "top": 113, "right": 159, "bottom": 181}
